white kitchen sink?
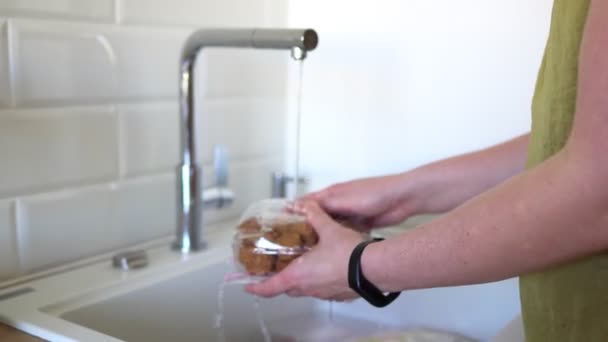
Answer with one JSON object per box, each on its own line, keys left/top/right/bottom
{"left": 0, "top": 221, "right": 521, "bottom": 341}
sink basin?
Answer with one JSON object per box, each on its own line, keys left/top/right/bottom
{"left": 56, "top": 262, "right": 381, "bottom": 342}
{"left": 0, "top": 222, "right": 521, "bottom": 342}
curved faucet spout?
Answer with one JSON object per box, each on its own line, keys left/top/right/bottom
{"left": 174, "top": 28, "right": 318, "bottom": 253}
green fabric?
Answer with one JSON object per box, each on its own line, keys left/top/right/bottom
{"left": 520, "top": 0, "right": 608, "bottom": 341}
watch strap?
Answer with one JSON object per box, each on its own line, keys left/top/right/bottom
{"left": 348, "top": 237, "right": 400, "bottom": 308}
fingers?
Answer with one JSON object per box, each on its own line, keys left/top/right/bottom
{"left": 292, "top": 200, "right": 340, "bottom": 238}
{"left": 303, "top": 184, "right": 353, "bottom": 214}
{"left": 245, "top": 272, "right": 292, "bottom": 298}
{"left": 286, "top": 289, "right": 303, "bottom": 297}
{"left": 368, "top": 206, "right": 411, "bottom": 228}
{"left": 300, "top": 189, "right": 324, "bottom": 201}
{"left": 331, "top": 291, "right": 359, "bottom": 302}
{"left": 316, "top": 185, "right": 348, "bottom": 213}
{"left": 311, "top": 288, "right": 359, "bottom": 302}
{"left": 244, "top": 261, "right": 357, "bottom": 301}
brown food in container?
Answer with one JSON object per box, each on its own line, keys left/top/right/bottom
{"left": 233, "top": 199, "right": 318, "bottom": 276}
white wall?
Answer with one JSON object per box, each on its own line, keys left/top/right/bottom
{"left": 0, "top": 0, "right": 290, "bottom": 281}
{"left": 286, "top": 0, "right": 554, "bottom": 192}
{"left": 284, "top": 2, "right": 553, "bottom": 337}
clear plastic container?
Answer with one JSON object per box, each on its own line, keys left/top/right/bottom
{"left": 233, "top": 199, "right": 318, "bottom": 277}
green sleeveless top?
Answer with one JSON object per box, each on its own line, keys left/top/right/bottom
{"left": 520, "top": 1, "right": 608, "bottom": 341}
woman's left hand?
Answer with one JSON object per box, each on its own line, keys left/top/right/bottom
{"left": 245, "top": 200, "right": 364, "bottom": 301}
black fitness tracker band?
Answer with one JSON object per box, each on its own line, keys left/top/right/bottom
{"left": 348, "top": 237, "right": 401, "bottom": 308}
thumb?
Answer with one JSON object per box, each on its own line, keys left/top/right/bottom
{"left": 245, "top": 271, "right": 292, "bottom": 298}
{"left": 300, "top": 189, "right": 330, "bottom": 209}
{"left": 297, "top": 200, "right": 339, "bottom": 238}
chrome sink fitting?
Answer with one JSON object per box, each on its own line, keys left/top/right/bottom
{"left": 174, "top": 28, "right": 319, "bottom": 253}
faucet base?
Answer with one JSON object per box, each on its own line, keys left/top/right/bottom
{"left": 175, "top": 163, "right": 205, "bottom": 253}
{"left": 171, "top": 240, "right": 207, "bottom": 254}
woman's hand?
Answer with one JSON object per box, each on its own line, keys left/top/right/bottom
{"left": 245, "top": 200, "right": 365, "bottom": 301}
{"left": 307, "top": 134, "right": 530, "bottom": 230}
{"left": 306, "top": 174, "right": 417, "bottom": 229}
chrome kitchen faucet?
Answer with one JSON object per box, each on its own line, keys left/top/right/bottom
{"left": 174, "top": 28, "right": 319, "bottom": 253}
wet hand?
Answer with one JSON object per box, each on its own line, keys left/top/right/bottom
{"left": 306, "top": 174, "right": 415, "bottom": 229}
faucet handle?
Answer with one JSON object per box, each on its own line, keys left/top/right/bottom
{"left": 202, "top": 145, "right": 234, "bottom": 208}
{"left": 213, "top": 145, "right": 229, "bottom": 187}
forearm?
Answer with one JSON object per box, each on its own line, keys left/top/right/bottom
{"left": 404, "top": 134, "right": 529, "bottom": 215}
{"left": 363, "top": 0, "right": 608, "bottom": 292}
{"left": 364, "top": 145, "right": 608, "bottom": 292}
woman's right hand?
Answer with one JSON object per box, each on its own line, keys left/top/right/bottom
{"left": 303, "top": 173, "right": 419, "bottom": 229}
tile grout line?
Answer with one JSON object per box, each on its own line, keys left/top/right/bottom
{"left": 6, "top": 19, "right": 16, "bottom": 108}
{"left": 0, "top": 181, "right": 115, "bottom": 203}
{"left": 5, "top": 11, "right": 197, "bottom": 30}
{"left": 0, "top": 98, "right": 176, "bottom": 113}
{"left": 0, "top": 10, "right": 116, "bottom": 24}
{"left": 12, "top": 199, "right": 28, "bottom": 276}
{"left": 114, "top": 0, "right": 123, "bottom": 25}
{"left": 0, "top": 156, "right": 282, "bottom": 202}
{"left": 5, "top": 200, "right": 18, "bottom": 279}
{"left": 111, "top": 0, "right": 124, "bottom": 180}
{"left": 0, "top": 96, "right": 282, "bottom": 112}
{"left": 263, "top": 0, "right": 271, "bottom": 25}
{"left": 115, "top": 107, "right": 127, "bottom": 179}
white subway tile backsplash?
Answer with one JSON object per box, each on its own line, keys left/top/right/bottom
{"left": 20, "top": 184, "right": 120, "bottom": 272}
{"left": 264, "top": 0, "right": 288, "bottom": 26}
{"left": 10, "top": 19, "right": 191, "bottom": 105}
{"left": 120, "top": 99, "right": 286, "bottom": 177}
{"left": 0, "top": 0, "right": 288, "bottom": 279}
{"left": 0, "top": 20, "right": 11, "bottom": 107}
{"left": 0, "top": 200, "right": 18, "bottom": 281}
{"left": 109, "top": 26, "right": 188, "bottom": 100}
{"left": 20, "top": 175, "right": 175, "bottom": 273}
{"left": 115, "top": 174, "right": 175, "bottom": 243}
{"left": 10, "top": 18, "right": 287, "bottom": 106}
{"left": 119, "top": 102, "right": 179, "bottom": 177}
{"left": 114, "top": 29, "right": 288, "bottom": 100}
{"left": 10, "top": 19, "right": 117, "bottom": 106}
{"left": 119, "top": 0, "right": 266, "bottom": 27}
{"left": 0, "top": 107, "right": 118, "bottom": 196}
{"left": 197, "top": 98, "right": 286, "bottom": 164}
{"left": 0, "top": 1, "right": 114, "bottom": 22}
{"left": 20, "top": 156, "right": 279, "bottom": 272}
{"left": 199, "top": 49, "right": 288, "bottom": 98}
